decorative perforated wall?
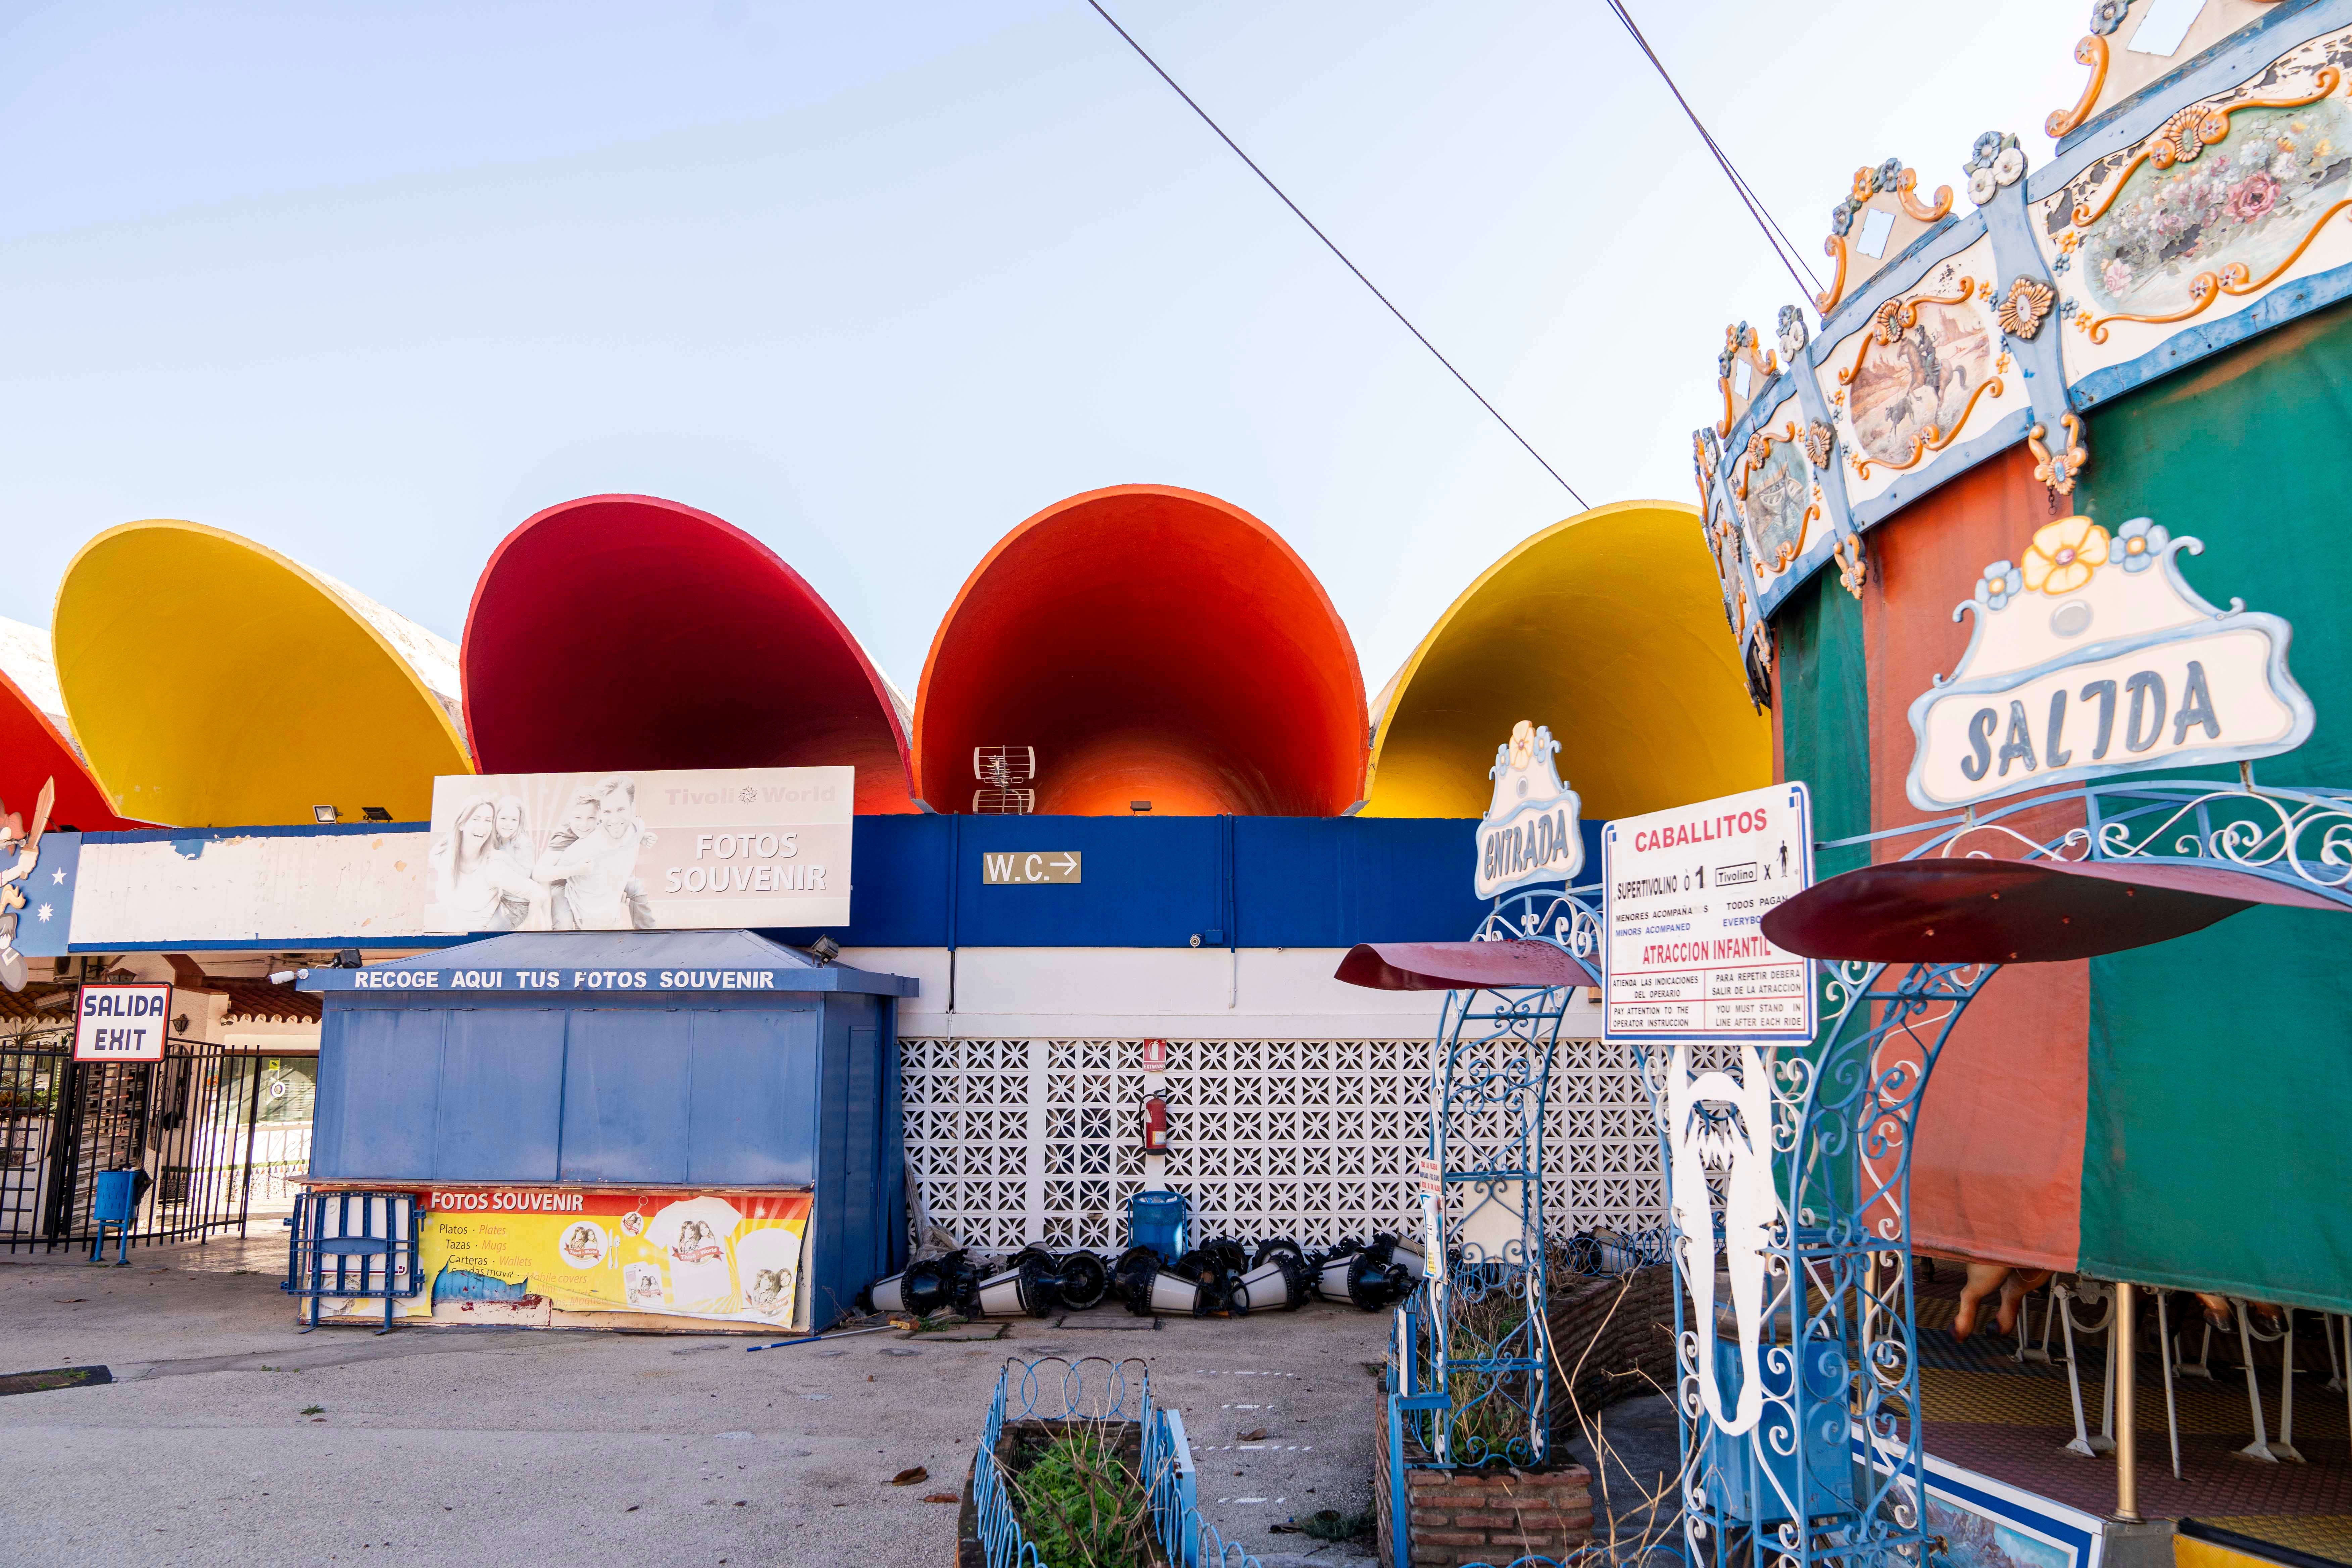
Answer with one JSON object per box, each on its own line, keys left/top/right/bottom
{"left": 899, "top": 1034, "right": 1665, "bottom": 1253}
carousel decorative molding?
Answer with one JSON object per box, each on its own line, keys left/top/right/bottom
{"left": 1716, "top": 321, "right": 1778, "bottom": 437}
{"left": 1999, "top": 275, "right": 2055, "bottom": 339}
{"left": 1833, "top": 534, "right": 1868, "bottom": 599}
{"left": 1776, "top": 303, "right": 1810, "bottom": 362}
{"left": 1964, "top": 130, "right": 2027, "bottom": 207}
{"left": 1820, "top": 158, "right": 1955, "bottom": 316}
{"left": 1802, "top": 419, "right": 1835, "bottom": 469}
{"left": 2047, "top": 31, "right": 2112, "bottom": 140}
{"left": 2028, "top": 412, "right": 2089, "bottom": 494}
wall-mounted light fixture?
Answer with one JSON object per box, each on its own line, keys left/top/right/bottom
{"left": 312, "top": 805, "right": 338, "bottom": 824}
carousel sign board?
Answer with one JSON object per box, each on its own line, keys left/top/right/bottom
{"left": 1474, "top": 721, "right": 1583, "bottom": 899}
{"left": 1602, "top": 782, "right": 1814, "bottom": 1044}
{"left": 424, "top": 766, "right": 852, "bottom": 933}
{"left": 1907, "top": 518, "right": 2313, "bottom": 811}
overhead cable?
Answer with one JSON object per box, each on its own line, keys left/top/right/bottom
{"left": 1600, "top": 0, "right": 1825, "bottom": 302}
{"left": 1083, "top": 0, "right": 1586, "bottom": 507}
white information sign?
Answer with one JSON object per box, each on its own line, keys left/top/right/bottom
{"left": 75, "top": 982, "right": 172, "bottom": 1062}
{"left": 1603, "top": 782, "right": 1814, "bottom": 1043}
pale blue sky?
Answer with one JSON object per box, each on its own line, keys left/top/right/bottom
{"left": 1, "top": 2, "right": 2084, "bottom": 692}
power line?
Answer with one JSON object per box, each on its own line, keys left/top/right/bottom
{"left": 1599, "top": 0, "right": 1824, "bottom": 302}
{"left": 1083, "top": 0, "right": 1586, "bottom": 507}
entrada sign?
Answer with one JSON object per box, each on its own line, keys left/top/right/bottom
{"left": 1908, "top": 517, "right": 2312, "bottom": 811}
{"left": 1474, "top": 721, "right": 1582, "bottom": 899}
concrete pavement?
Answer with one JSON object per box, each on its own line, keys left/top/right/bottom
{"left": 0, "top": 1240, "right": 1391, "bottom": 1568}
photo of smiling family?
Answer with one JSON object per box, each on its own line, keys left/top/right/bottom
{"left": 421, "top": 765, "right": 854, "bottom": 934}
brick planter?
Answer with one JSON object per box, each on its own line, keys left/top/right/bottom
{"left": 1373, "top": 1430, "right": 1594, "bottom": 1568}
{"left": 1545, "top": 1262, "right": 1677, "bottom": 1447}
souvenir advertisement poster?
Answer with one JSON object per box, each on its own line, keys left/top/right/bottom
{"left": 422, "top": 765, "right": 852, "bottom": 932}
{"left": 319, "top": 1189, "right": 812, "bottom": 1329}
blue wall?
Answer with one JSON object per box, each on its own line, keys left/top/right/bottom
{"left": 764, "top": 814, "right": 1514, "bottom": 948}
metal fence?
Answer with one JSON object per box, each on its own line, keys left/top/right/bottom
{"left": 0, "top": 1021, "right": 285, "bottom": 1253}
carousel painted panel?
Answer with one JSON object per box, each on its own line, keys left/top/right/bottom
{"left": 2041, "top": 24, "right": 2352, "bottom": 399}
{"left": 1815, "top": 237, "right": 2025, "bottom": 511}
{"left": 1727, "top": 394, "right": 1836, "bottom": 621}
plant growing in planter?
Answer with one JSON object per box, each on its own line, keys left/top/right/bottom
{"left": 1006, "top": 1423, "right": 1156, "bottom": 1568}
{"left": 960, "top": 1355, "right": 1263, "bottom": 1568}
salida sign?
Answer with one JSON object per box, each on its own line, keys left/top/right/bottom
{"left": 1602, "top": 783, "right": 1814, "bottom": 1043}
{"left": 75, "top": 982, "right": 172, "bottom": 1062}
{"left": 1908, "top": 517, "right": 2312, "bottom": 811}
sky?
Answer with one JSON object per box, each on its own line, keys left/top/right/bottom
{"left": 0, "top": 1, "right": 2089, "bottom": 695}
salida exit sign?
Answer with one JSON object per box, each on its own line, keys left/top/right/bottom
{"left": 75, "top": 983, "right": 173, "bottom": 1062}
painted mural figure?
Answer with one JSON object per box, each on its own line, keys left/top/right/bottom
{"left": 1742, "top": 444, "right": 1812, "bottom": 568}
{"left": 1849, "top": 301, "right": 1993, "bottom": 468}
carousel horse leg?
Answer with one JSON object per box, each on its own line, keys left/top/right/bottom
{"left": 2273, "top": 1311, "right": 2304, "bottom": 1463}
{"left": 2179, "top": 1317, "right": 2215, "bottom": 1379}
{"left": 2012, "top": 1271, "right": 2055, "bottom": 1365}
{"left": 2157, "top": 1290, "right": 2183, "bottom": 1480}
{"left": 2061, "top": 1285, "right": 2109, "bottom": 1457}
{"left": 2235, "top": 1300, "right": 2280, "bottom": 1462}
{"left": 2027, "top": 1275, "right": 2060, "bottom": 1366}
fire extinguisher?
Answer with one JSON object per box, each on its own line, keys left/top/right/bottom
{"left": 1141, "top": 1094, "right": 1171, "bottom": 1155}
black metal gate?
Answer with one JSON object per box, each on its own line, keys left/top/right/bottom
{"left": 0, "top": 1022, "right": 271, "bottom": 1253}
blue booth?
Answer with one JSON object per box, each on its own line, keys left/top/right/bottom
{"left": 296, "top": 929, "right": 915, "bottom": 1332}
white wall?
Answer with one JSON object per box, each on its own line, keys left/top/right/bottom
{"left": 838, "top": 945, "right": 1576, "bottom": 1041}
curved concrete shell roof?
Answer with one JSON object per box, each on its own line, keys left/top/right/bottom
{"left": 0, "top": 617, "right": 139, "bottom": 830}
{"left": 914, "top": 485, "right": 1366, "bottom": 817}
{"left": 1362, "top": 500, "right": 1770, "bottom": 820}
{"left": 461, "top": 495, "right": 916, "bottom": 815}
{"left": 54, "top": 521, "right": 471, "bottom": 827}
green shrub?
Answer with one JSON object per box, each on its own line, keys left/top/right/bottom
{"left": 1008, "top": 1425, "right": 1155, "bottom": 1568}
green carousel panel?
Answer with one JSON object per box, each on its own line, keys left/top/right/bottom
{"left": 2073, "top": 294, "right": 2352, "bottom": 1312}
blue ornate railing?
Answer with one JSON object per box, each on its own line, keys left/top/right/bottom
{"left": 973, "top": 1354, "right": 1263, "bottom": 1568}
{"left": 1641, "top": 778, "right": 2352, "bottom": 1568}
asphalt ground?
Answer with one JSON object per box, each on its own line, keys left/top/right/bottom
{"left": 0, "top": 1239, "right": 1394, "bottom": 1568}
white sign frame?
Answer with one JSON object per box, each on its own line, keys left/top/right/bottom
{"left": 75, "top": 982, "right": 173, "bottom": 1062}
{"left": 1602, "top": 782, "right": 1815, "bottom": 1045}
{"left": 424, "top": 766, "right": 853, "bottom": 934}
{"left": 1474, "top": 721, "right": 1583, "bottom": 899}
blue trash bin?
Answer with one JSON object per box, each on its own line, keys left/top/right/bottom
{"left": 1127, "top": 1190, "right": 1189, "bottom": 1264}
{"left": 91, "top": 1169, "right": 140, "bottom": 1264}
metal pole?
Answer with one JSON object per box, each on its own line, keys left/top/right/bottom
{"left": 2114, "top": 1281, "right": 2141, "bottom": 1522}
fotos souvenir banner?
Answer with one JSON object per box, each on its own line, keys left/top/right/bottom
{"left": 320, "top": 1188, "right": 813, "bottom": 1329}
{"left": 423, "top": 766, "right": 851, "bottom": 932}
